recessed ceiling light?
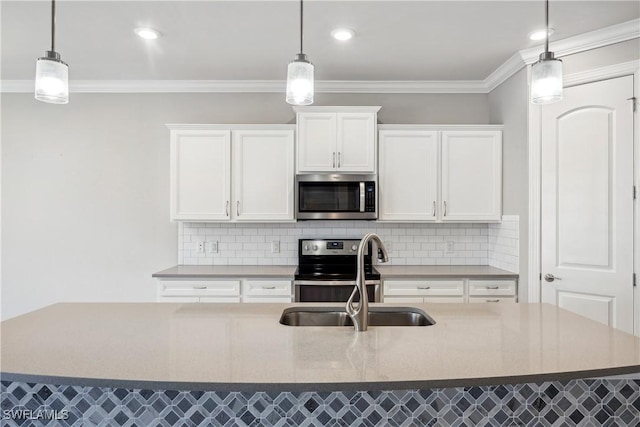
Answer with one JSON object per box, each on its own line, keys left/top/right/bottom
{"left": 134, "top": 27, "right": 161, "bottom": 40}
{"left": 331, "top": 28, "right": 355, "bottom": 41}
{"left": 529, "top": 28, "right": 554, "bottom": 41}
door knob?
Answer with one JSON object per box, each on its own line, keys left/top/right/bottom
{"left": 544, "top": 273, "right": 561, "bottom": 282}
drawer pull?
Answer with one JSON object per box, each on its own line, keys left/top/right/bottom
{"left": 262, "top": 286, "right": 277, "bottom": 290}
{"left": 486, "top": 299, "right": 500, "bottom": 303}
{"left": 485, "top": 286, "right": 500, "bottom": 290}
{"left": 193, "top": 286, "right": 207, "bottom": 290}
{"left": 417, "top": 286, "right": 431, "bottom": 290}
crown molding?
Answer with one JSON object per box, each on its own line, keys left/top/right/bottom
{"left": 2, "top": 19, "right": 638, "bottom": 95}
{"left": 520, "top": 18, "right": 640, "bottom": 65}
{"left": 563, "top": 59, "right": 640, "bottom": 87}
{"left": 1, "top": 79, "right": 487, "bottom": 94}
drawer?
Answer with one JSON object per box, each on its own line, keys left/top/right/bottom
{"left": 160, "top": 280, "right": 241, "bottom": 298}
{"left": 384, "top": 280, "right": 464, "bottom": 297}
{"left": 468, "top": 280, "right": 516, "bottom": 297}
{"left": 243, "top": 280, "right": 292, "bottom": 297}
{"left": 469, "top": 297, "right": 516, "bottom": 304}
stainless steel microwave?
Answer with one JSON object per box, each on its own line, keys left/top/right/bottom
{"left": 295, "top": 174, "right": 377, "bottom": 220}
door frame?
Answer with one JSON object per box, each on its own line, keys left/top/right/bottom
{"left": 527, "top": 59, "right": 640, "bottom": 335}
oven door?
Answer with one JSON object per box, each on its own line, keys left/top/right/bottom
{"left": 294, "top": 280, "right": 381, "bottom": 303}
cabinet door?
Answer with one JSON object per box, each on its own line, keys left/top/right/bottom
{"left": 441, "top": 131, "right": 502, "bottom": 221}
{"left": 336, "top": 113, "right": 376, "bottom": 172}
{"left": 170, "top": 129, "right": 231, "bottom": 221}
{"left": 297, "top": 113, "right": 337, "bottom": 172}
{"left": 379, "top": 130, "right": 439, "bottom": 221}
{"left": 233, "top": 130, "right": 295, "bottom": 221}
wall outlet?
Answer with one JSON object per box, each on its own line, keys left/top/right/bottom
{"left": 196, "top": 240, "right": 206, "bottom": 254}
{"left": 445, "top": 241, "right": 455, "bottom": 254}
{"left": 271, "top": 240, "right": 280, "bottom": 253}
{"left": 208, "top": 241, "right": 219, "bottom": 254}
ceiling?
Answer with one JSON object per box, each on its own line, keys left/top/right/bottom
{"left": 1, "top": 1, "right": 638, "bottom": 82}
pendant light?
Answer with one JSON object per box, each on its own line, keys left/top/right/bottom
{"left": 530, "top": 0, "right": 563, "bottom": 104}
{"left": 286, "top": 0, "right": 314, "bottom": 105}
{"left": 35, "top": 0, "right": 69, "bottom": 104}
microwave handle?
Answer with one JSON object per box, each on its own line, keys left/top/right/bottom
{"left": 359, "top": 182, "right": 365, "bottom": 212}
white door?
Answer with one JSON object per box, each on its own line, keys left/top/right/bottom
{"left": 170, "top": 129, "right": 231, "bottom": 221}
{"left": 378, "top": 130, "right": 438, "bottom": 221}
{"left": 336, "top": 113, "right": 376, "bottom": 172}
{"left": 297, "top": 112, "right": 336, "bottom": 172}
{"left": 541, "top": 75, "right": 634, "bottom": 334}
{"left": 441, "top": 131, "right": 502, "bottom": 221}
{"left": 232, "top": 130, "right": 295, "bottom": 221}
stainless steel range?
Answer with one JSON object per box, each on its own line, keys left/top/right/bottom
{"left": 294, "top": 238, "right": 381, "bottom": 302}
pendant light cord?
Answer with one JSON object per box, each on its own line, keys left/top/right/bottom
{"left": 299, "top": 0, "right": 303, "bottom": 54}
{"left": 51, "top": 0, "right": 56, "bottom": 52}
{"left": 544, "top": 0, "right": 549, "bottom": 54}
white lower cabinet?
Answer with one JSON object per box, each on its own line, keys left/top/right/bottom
{"left": 383, "top": 278, "right": 517, "bottom": 303}
{"left": 157, "top": 278, "right": 292, "bottom": 303}
{"left": 468, "top": 279, "right": 517, "bottom": 303}
{"left": 383, "top": 280, "right": 464, "bottom": 303}
{"left": 242, "top": 280, "right": 293, "bottom": 303}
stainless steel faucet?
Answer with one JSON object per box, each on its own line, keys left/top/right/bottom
{"left": 346, "top": 233, "right": 389, "bottom": 332}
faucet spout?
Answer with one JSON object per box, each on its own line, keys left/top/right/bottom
{"left": 346, "top": 233, "right": 389, "bottom": 332}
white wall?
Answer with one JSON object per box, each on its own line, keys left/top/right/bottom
{"left": 488, "top": 69, "right": 529, "bottom": 302}
{"left": 1, "top": 92, "right": 489, "bottom": 319}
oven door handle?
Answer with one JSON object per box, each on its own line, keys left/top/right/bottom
{"left": 294, "top": 280, "right": 380, "bottom": 286}
{"left": 359, "top": 182, "right": 365, "bottom": 212}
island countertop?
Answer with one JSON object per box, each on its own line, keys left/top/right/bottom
{"left": 1, "top": 303, "right": 638, "bottom": 392}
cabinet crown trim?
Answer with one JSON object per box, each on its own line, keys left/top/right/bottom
{"left": 378, "top": 124, "right": 503, "bottom": 131}
{"left": 166, "top": 124, "right": 295, "bottom": 131}
{"left": 293, "top": 106, "right": 381, "bottom": 113}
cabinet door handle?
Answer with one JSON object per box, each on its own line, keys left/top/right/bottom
{"left": 418, "top": 286, "right": 431, "bottom": 290}
{"left": 332, "top": 152, "right": 336, "bottom": 168}
{"left": 237, "top": 201, "right": 240, "bottom": 216}
{"left": 432, "top": 201, "right": 436, "bottom": 216}
{"left": 193, "top": 286, "right": 207, "bottom": 290}
{"left": 262, "top": 286, "right": 276, "bottom": 290}
{"left": 443, "top": 201, "right": 447, "bottom": 216}
{"left": 226, "top": 201, "right": 229, "bottom": 216}
{"left": 338, "top": 152, "right": 341, "bottom": 168}
{"left": 486, "top": 286, "right": 500, "bottom": 290}
{"left": 486, "top": 299, "right": 500, "bottom": 303}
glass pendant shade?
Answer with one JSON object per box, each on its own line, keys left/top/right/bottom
{"left": 35, "top": 52, "right": 69, "bottom": 104}
{"left": 286, "top": 54, "right": 314, "bottom": 106}
{"left": 531, "top": 53, "right": 563, "bottom": 104}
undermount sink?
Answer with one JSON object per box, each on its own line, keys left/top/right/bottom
{"left": 279, "top": 306, "right": 436, "bottom": 327}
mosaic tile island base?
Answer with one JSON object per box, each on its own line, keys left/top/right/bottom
{"left": 2, "top": 302, "right": 639, "bottom": 425}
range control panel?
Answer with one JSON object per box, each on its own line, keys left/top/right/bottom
{"left": 300, "top": 239, "right": 368, "bottom": 256}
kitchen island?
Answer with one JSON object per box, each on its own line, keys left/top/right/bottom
{"left": 2, "top": 303, "right": 639, "bottom": 425}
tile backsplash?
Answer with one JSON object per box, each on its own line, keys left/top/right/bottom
{"left": 178, "top": 216, "right": 519, "bottom": 272}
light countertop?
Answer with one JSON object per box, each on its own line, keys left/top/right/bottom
{"left": 152, "top": 265, "right": 517, "bottom": 279}
{"left": 2, "top": 303, "right": 638, "bottom": 391}
{"left": 375, "top": 265, "right": 518, "bottom": 278}
{"left": 152, "top": 265, "right": 297, "bottom": 278}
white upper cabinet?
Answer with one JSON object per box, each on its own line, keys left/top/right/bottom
{"left": 379, "top": 130, "right": 439, "bottom": 221}
{"left": 441, "top": 130, "right": 502, "bottom": 222}
{"left": 168, "top": 125, "right": 295, "bottom": 222}
{"left": 295, "top": 106, "right": 380, "bottom": 173}
{"left": 170, "top": 129, "right": 231, "bottom": 221}
{"left": 232, "top": 130, "right": 295, "bottom": 221}
{"left": 378, "top": 126, "right": 502, "bottom": 222}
